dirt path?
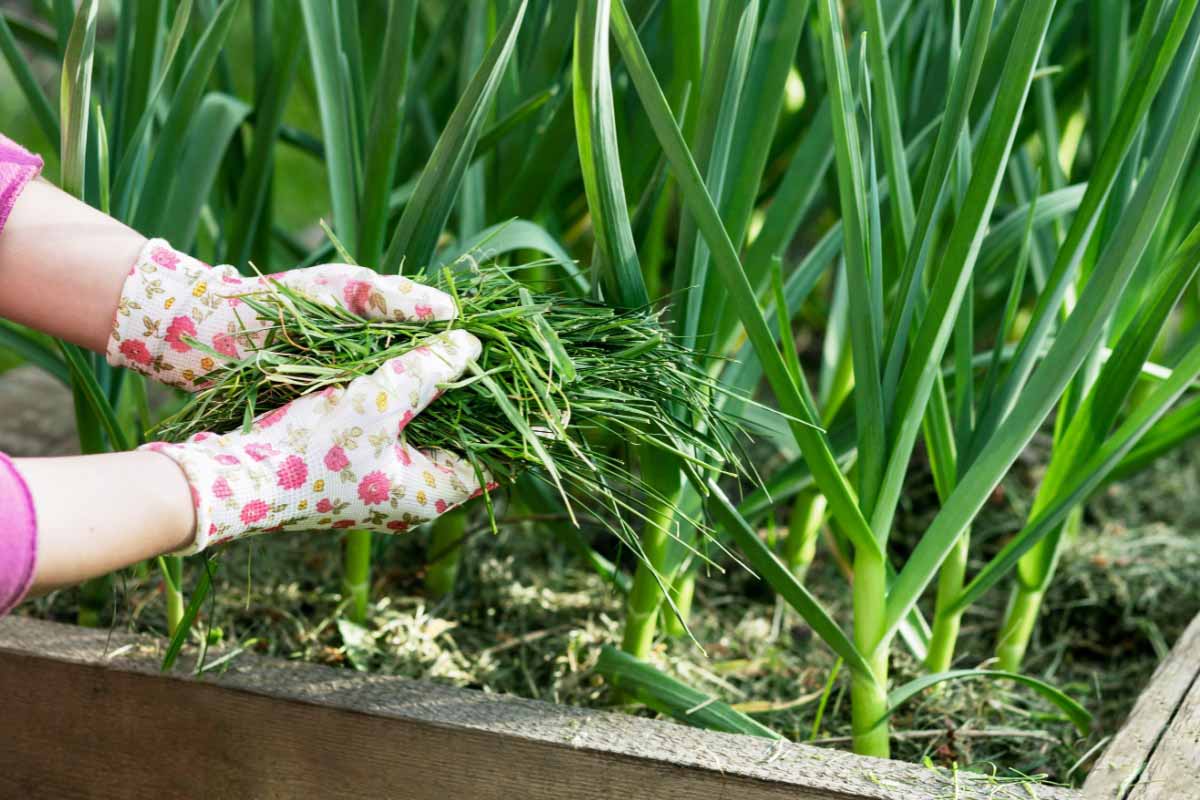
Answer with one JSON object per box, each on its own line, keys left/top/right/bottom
{"left": 0, "top": 366, "right": 78, "bottom": 457}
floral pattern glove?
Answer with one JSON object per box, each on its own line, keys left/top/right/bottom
{"left": 107, "top": 238, "right": 457, "bottom": 390}
{"left": 142, "top": 330, "right": 490, "bottom": 554}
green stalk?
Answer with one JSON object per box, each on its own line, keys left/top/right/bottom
{"left": 995, "top": 506, "right": 1079, "bottom": 670}
{"left": 850, "top": 547, "right": 890, "bottom": 758}
{"left": 783, "top": 489, "right": 825, "bottom": 580}
{"left": 621, "top": 451, "right": 684, "bottom": 659}
{"left": 343, "top": 530, "right": 371, "bottom": 624}
{"left": 924, "top": 530, "right": 968, "bottom": 673}
{"left": 425, "top": 508, "right": 467, "bottom": 599}
{"left": 996, "top": 584, "right": 1045, "bottom": 672}
{"left": 164, "top": 554, "right": 184, "bottom": 635}
{"left": 661, "top": 569, "right": 695, "bottom": 638}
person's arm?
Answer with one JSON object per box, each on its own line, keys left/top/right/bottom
{"left": 0, "top": 141, "right": 146, "bottom": 353}
{"left": 2, "top": 329, "right": 486, "bottom": 609}
{"left": 16, "top": 451, "right": 195, "bottom": 594}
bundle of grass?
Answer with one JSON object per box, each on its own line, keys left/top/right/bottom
{"left": 154, "top": 257, "right": 749, "bottom": 561}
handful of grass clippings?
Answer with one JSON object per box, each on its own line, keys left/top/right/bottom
{"left": 154, "top": 258, "right": 748, "bottom": 554}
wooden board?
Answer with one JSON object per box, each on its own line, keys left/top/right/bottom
{"left": 0, "top": 616, "right": 1081, "bottom": 800}
{"left": 1083, "top": 612, "right": 1200, "bottom": 799}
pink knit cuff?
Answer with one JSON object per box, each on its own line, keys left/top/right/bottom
{"left": 0, "top": 133, "right": 44, "bottom": 239}
{"left": 0, "top": 452, "right": 37, "bottom": 616}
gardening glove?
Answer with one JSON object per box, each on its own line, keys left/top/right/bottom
{"left": 107, "top": 238, "right": 457, "bottom": 390}
{"left": 141, "top": 329, "right": 493, "bottom": 554}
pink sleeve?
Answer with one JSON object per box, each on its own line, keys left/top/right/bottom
{"left": 0, "top": 452, "right": 37, "bottom": 616}
{"left": 0, "top": 133, "right": 44, "bottom": 238}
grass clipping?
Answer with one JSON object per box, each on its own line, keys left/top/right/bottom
{"left": 155, "top": 257, "right": 747, "bottom": 557}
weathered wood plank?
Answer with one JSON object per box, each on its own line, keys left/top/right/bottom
{"left": 1083, "top": 612, "right": 1200, "bottom": 799}
{"left": 0, "top": 616, "right": 1079, "bottom": 800}
{"left": 1123, "top": 645, "right": 1200, "bottom": 799}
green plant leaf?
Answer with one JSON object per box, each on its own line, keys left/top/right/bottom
{"left": 572, "top": 0, "right": 647, "bottom": 309}
{"left": 130, "top": 0, "right": 240, "bottom": 232}
{"left": 595, "top": 645, "right": 782, "bottom": 739}
{"left": 0, "top": 12, "right": 59, "bottom": 144}
{"left": 885, "top": 670, "right": 1091, "bottom": 734}
{"left": 609, "top": 0, "right": 880, "bottom": 562}
{"left": 381, "top": 0, "right": 529, "bottom": 274}
{"left": 159, "top": 93, "right": 251, "bottom": 249}
{"left": 299, "top": 0, "right": 359, "bottom": 247}
{"left": 58, "top": 0, "right": 98, "bottom": 199}
{"left": 707, "top": 481, "right": 877, "bottom": 682}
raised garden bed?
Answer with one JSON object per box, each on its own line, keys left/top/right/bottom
{"left": 2, "top": 612, "right": 1197, "bottom": 799}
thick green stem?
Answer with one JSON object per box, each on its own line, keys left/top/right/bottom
{"left": 661, "top": 570, "right": 695, "bottom": 638}
{"left": 164, "top": 555, "right": 184, "bottom": 636}
{"left": 621, "top": 511, "right": 674, "bottom": 658}
{"left": 783, "top": 490, "right": 826, "bottom": 581}
{"left": 995, "top": 508, "right": 1080, "bottom": 670}
{"left": 925, "top": 529, "right": 969, "bottom": 673}
{"left": 996, "top": 584, "right": 1045, "bottom": 671}
{"left": 343, "top": 529, "right": 372, "bottom": 624}
{"left": 621, "top": 444, "right": 683, "bottom": 659}
{"left": 425, "top": 509, "right": 466, "bottom": 599}
{"left": 851, "top": 548, "right": 890, "bottom": 758}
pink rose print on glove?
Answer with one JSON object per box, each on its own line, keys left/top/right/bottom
{"left": 316, "top": 498, "right": 333, "bottom": 514}
{"left": 414, "top": 304, "right": 434, "bottom": 321}
{"left": 324, "top": 445, "right": 350, "bottom": 471}
{"left": 240, "top": 500, "right": 269, "bottom": 525}
{"left": 245, "top": 442, "right": 279, "bottom": 462}
{"left": 151, "top": 247, "right": 180, "bottom": 270}
{"left": 398, "top": 410, "right": 415, "bottom": 431}
{"left": 343, "top": 281, "right": 372, "bottom": 315}
{"left": 277, "top": 455, "right": 308, "bottom": 490}
{"left": 212, "top": 477, "right": 234, "bottom": 500}
{"left": 435, "top": 499, "right": 448, "bottom": 514}
{"left": 119, "top": 339, "right": 152, "bottom": 366}
{"left": 165, "top": 316, "right": 197, "bottom": 353}
{"left": 357, "top": 471, "right": 391, "bottom": 505}
{"left": 213, "top": 333, "right": 239, "bottom": 359}
{"left": 257, "top": 406, "right": 288, "bottom": 429}
{"left": 215, "top": 453, "right": 240, "bottom": 466}
{"left": 387, "top": 521, "right": 409, "bottom": 532}
{"left": 332, "top": 519, "right": 356, "bottom": 529}
{"left": 395, "top": 445, "right": 412, "bottom": 467}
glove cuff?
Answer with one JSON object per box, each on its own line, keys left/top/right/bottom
{"left": 139, "top": 440, "right": 222, "bottom": 555}
{"left": 106, "top": 239, "right": 257, "bottom": 389}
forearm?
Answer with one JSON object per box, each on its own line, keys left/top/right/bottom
{"left": 18, "top": 451, "right": 195, "bottom": 593}
{"left": 0, "top": 178, "right": 146, "bottom": 353}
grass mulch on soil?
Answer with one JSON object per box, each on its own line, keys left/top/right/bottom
{"left": 20, "top": 443, "right": 1200, "bottom": 787}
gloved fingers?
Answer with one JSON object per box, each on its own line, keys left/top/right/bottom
{"left": 380, "top": 446, "right": 493, "bottom": 531}
{"left": 342, "top": 330, "right": 481, "bottom": 429}
{"left": 276, "top": 264, "right": 458, "bottom": 322}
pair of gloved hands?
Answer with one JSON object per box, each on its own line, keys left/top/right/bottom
{"left": 110, "top": 240, "right": 487, "bottom": 554}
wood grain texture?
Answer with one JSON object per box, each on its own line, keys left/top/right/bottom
{"left": 1127, "top": 661, "right": 1200, "bottom": 800}
{"left": 1083, "top": 612, "right": 1200, "bottom": 799}
{"left": 0, "top": 616, "right": 1080, "bottom": 800}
